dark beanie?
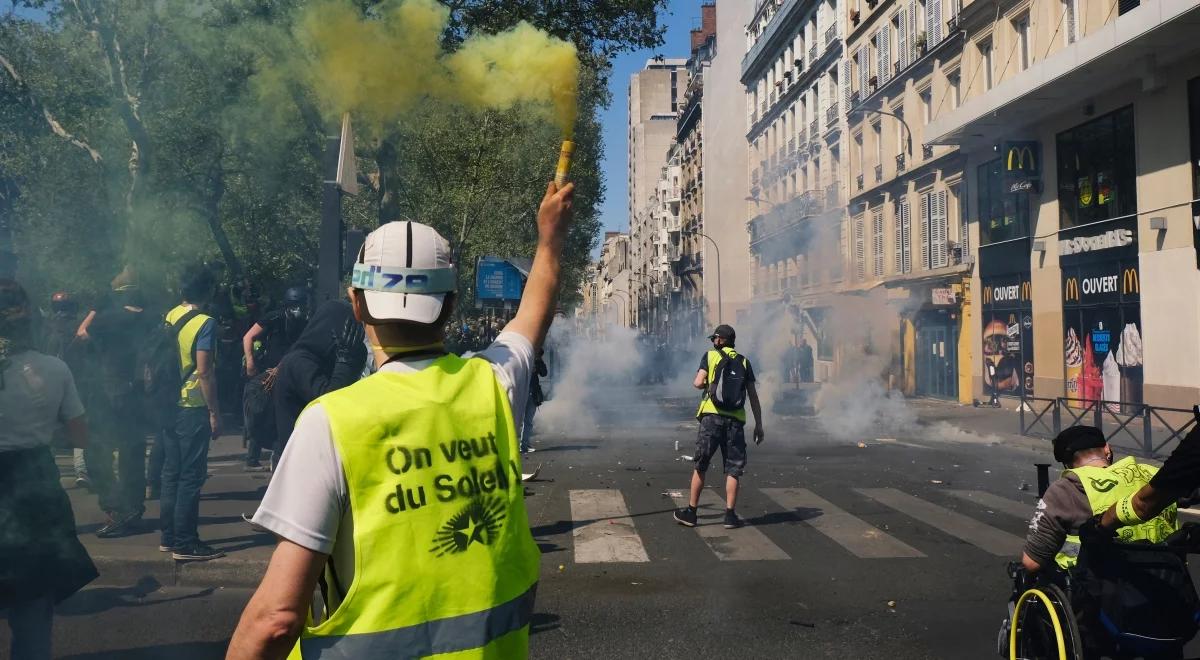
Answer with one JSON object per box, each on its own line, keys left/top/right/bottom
{"left": 1053, "top": 425, "right": 1106, "bottom": 464}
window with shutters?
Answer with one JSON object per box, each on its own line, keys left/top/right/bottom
{"left": 893, "top": 205, "right": 903, "bottom": 274}
{"left": 871, "top": 208, "right": 885, "bottom": 277}
{"left": 908, "top": 2, "right": 920, "bottom": 62}
{"left": 854, "top": 215, "right": 866, "bottom": 281}
{"left": 980, "top": 39, "right": 994, "bottom": 90}
{"left": 922, "top": 190, "right": 949, "bottom": 269}
{"left": 897, "top": 200, "right": 912, "bottom": 274}
{"left": 1064, "top": 0, "right": 1078, "bottom": 44}
{"left": 927, "top": 0, "right": 942, "bottom": 47}
{"left": 840, "top": 59, "right": 851, "bottom": 109}
{"left": 897, "top": 9, "right": 909, "bottom": 70}
{"left": 1014, "top": 14, "right": 1030, "bottom": 71}
{"left": 877, "top": 27, "right": 891, "bottom": 85}
{"left": 949, "top": 183, "right": 967, "bottom": 260}
{"left": 858, "top": 48, "right": 870, "bottom": 97}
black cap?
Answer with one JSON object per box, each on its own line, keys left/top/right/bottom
{"left": 1053, "top": 425, "right": 1106, "bottom": 464}
{"left": 708, "top": 324, "right": 736, "bottom": 343}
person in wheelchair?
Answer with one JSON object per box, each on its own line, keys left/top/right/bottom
{"left": 1006, "top": 425, "right": 1198, "bottom": 659}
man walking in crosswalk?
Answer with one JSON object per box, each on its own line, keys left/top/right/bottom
{"left": 674, "top": 325, "right": 765, "bottom": 530}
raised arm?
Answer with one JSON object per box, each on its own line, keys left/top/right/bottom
{"left": 503, "top": 182, "right": 574, "bottom": 351}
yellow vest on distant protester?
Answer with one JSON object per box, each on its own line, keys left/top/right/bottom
{"left": 165, "top": 304, "right": 212, "bottom": 408}
{"left": 289, "top": 353, "right": 540, "bottom": 659}
{"left": 1053, "top": 456, "right": 1178, "bottom": 570}
{"left": 696, "top": 347, "right": 748, "bottom": 422}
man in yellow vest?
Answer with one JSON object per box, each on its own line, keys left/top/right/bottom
{"left": 1020, "top": 425, "right": 1177, "bottom": 574}
{"left": 673, "top": 325, "right": 764, "bottom": 530}
{"left": 227, "top": 181, "right": 573, "bottom": 660}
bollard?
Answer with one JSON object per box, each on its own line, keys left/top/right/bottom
{"left": 1052, "top": 400, "right": 1062, "bottom": 436}
{"left": 1035, "top": 463, "right": 1051, "bottom": 498}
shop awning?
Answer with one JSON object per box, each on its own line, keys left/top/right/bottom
{"left": 925, "top": 0, "right": 1200, "bottom": 147}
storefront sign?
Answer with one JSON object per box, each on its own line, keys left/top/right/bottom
{"left": 1004, "top": 141, "right": 1041, "bottom": 178}
{"left": 981, "top": 272, "right": 1034, "bottom": 397}
{"left": 1059, "top": 228, "right": 1134, "bottom": 257}
{"left": 931, "top": 288, "right": 957, "bottom": 305}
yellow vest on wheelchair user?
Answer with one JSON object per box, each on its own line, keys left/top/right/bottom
{"left": 1054, "top": 456, "right": 1179, "bottom": 570}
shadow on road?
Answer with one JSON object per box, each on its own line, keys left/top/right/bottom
{"left": 58, "top": 640, "right": 228, "bottom": 660}
{"left": 200, "top": 487, "right": 268, "bottom": 502}
{"left": 530, "top": 612, "right": 561, "bottom": 635}
{"left": 56, "top": 577, "right": 215, "bottom": 617}
{"left": 746, "top": 507, "right": 822, "bottom": 527}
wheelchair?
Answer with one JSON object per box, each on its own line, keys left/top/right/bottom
{"left": 1001, "top": 523, "right": 1200, "bottom": 660}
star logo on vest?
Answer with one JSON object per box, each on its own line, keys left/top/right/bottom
{"left": 1089, "top": 477, "right": 1119, "bottom": 493}
{"left": 431, "top": 496, "right": 507, "bottom": 557}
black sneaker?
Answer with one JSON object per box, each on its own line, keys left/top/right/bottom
{"left": 97, "top": 512, "right": 142, "bottom": 538}
{"left": 723, "top": 510, "right": 744, "bottom": 529}
{"left": 673, "top": 507, "right": 698, "bottom": 527}
{"left": 244, "top": 463, "right": 270, "bottom": 473}
{"left": 172, "top": 543, "right": 225, "bottom": 561}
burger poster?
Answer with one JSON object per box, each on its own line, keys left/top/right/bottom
{"left": 981, "top": 275, "right": 1034, "bottom": 396}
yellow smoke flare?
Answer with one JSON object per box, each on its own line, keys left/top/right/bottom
{"left": 297, "top": 0, "right": 579, "bottom": 137}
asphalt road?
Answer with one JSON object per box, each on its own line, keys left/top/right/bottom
{"left": 4, "top": 404, "right": 1097, "bottom": 659}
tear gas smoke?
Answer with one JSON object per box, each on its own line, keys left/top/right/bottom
{"left": 297, "top": 0, "right": 580, "bottom": 136}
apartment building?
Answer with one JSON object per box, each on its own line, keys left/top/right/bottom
{"left": 925, "top": 0, "right": 1200, "bottom": 410}
{"left": 594, "top": 231, "right": 632, "bottom": 327}
{"left": 845, "top": 0, "right": 972, "bottom": 400}
{"left": 743, "top": 0, "right": 849, "bottom": 381}
{"left": 640, "top": 144, "right": 682, "bottom": 338}
{"left": 628, "top": 58, "right": 688, "bottom": 328}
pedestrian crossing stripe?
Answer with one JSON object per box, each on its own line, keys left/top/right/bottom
{"left": 670, "top": 490, "right": 789, "bottom": 561}
{"left": 556, "top": 487, "right": 1031, "bottom": 563}
{"left": 762, "top": 488, "right": 924, "bottom": 559}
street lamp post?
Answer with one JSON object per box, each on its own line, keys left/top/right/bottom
{"left": 681, "top": 229, "right": 722, "bottom": 325}
{"left": 850, "top": 108, "right": 914, "bottom": 156}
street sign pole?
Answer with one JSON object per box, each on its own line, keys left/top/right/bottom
{"left": 317, "top": 114, "right": 358, "bottom": 302}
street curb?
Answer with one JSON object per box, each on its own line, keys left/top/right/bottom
{"left": 91, "top": 554, "right": 268, "bottom": 589}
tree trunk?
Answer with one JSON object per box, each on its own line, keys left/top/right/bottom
{"left": 375, "top": 136, "right": 401, "bottom": 226}
{"left": 202, "top": 168, "right": 241, "bottom": 278}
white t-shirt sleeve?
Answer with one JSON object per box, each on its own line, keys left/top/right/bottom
{"left": 472, "top": 331, "right": 534, "bottom": 427}
{"left": 253, "top": 403, "right": 346, "bottom": 554}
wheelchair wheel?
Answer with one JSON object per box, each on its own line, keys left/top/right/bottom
{"left": 1009, "top": 584, "right": 1084, "bottom": 660}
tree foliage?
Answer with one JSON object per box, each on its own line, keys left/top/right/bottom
{"left": 0, "top": 0, "right": 666, "bottom": 311}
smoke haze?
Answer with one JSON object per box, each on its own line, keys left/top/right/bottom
{"left": 296, "top": 0, "right": 580, "bottom": 135}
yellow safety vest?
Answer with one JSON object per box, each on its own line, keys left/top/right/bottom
{"left": 1053, "top": 456, "right": 1178, "bottom": 570}
{"left": 290, "top": 354, "right": 540, "bottom": 659}
{"left": 696, "top": 348, "right": 748, "bottom": 423}
{"left": 165, "top": 304, "right": 213, "bottom": 408}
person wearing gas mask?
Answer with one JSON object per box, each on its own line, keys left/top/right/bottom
{"left": 240, "top": 286, "right": 309, "bottom": 471}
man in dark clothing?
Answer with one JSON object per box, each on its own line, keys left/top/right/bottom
{"left": 240, "top": 287, "right": 309, "bottom": 470}
{"left": 86, "top": 285, "right": 154, "bottom": 537}
{"left": 1097, "top": 409, "right": 1200, "bottom": 533}
{"left": 674, "top": 325, "right": 765, "bottom": 530}
{"left": 797, "top": 337, "right": 814, "bottom": 383}
{"left": 270, "top": 300, "right": 366, "bottom": 462}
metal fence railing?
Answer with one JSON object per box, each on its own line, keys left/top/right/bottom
{"left": 1020, "top": 396, "right": 1200, "bottom": 457}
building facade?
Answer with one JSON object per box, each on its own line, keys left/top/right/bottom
{"left": 925, "top": 0, "right": 1200, "bottom": 409}
{"left": 594, "top": 231, "right": 632, "bottom": 327}
{"left": 743, "top": 0, "right": 849, "bottom": 382}
{"left": 628, "top": 58, "right": 688, "bottom": 329}
{"left": 845, "top": 0, "right": 973, "bottom": 401}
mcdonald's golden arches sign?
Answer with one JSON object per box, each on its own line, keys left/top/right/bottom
{"left": 1004, "top": 141, "right": 1041, "bottom": 178}
{"left": 1065, "top": 277, "right": 1080, "bottom": 302}
{"left": 1122, "top": 267, "right": 1140, "bottom": 295}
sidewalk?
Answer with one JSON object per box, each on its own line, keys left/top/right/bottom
{"left": 59, "top": 434, "right": 274, "bottom": 589}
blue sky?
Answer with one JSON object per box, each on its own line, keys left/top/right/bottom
{"left": 596, "top": 0, "right": 699, "bottom": 238}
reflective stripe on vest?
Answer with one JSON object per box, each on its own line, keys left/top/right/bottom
{"left": 300, "top": 584, "right": 536, "bottom": 660}
{"left": 696, "top": 348, "right": 747, "bottom": 422}
{"left": 1053, "top": 456, "right": 1178, "bottom": 570}
{"left": 165, "top": 305, "right": 212, "bottom": 408}
{"left": 293, "top": 354, "right": 540, "bottom": 659}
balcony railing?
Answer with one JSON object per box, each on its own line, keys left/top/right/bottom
{"left": 810, "top": 119, "right": 819, "bottom": 136}
{"left": 825, "top": 25, "right": 837, "bottom": 47}
{"left": 896, "top": 153, "right": 906, "bottom": 173}
{"left": 808, "top": 44, "right": 817, "bottom": 63}
{"left": 874, "top": 164, "right": 883, "bottom": 182}
{"left": 856, "top": 174, "right": 864, "bottom": 190}
{"left": 770, "top": 90, "right": 778, "bottom": 105}
{"left": 850, "top": 90, "right": 861, "bottom": 107}
{"left": 751, "top": 111, "right": 758, "bottom": 125}
{"left": 788, "top": 138, "right": 796, "bottom": 155}
{"left": 826, "top": 102, "right": 839, "bottom": 126}
{"left": 761, "top": 101, "right": 767, "bottom": 115}
{"left": 797, "top": 129, "right": 806, "bottom": 144}
{"left": 922, "top": 144, "right": 934, "bottom": 160}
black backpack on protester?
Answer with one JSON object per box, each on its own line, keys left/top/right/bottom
{"left": 139, "top": 309, "right": 200, "bottom": 428}
{"left": 707, "top": 348, "right": 749, "bottom": 412}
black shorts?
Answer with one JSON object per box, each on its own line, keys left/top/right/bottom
{"left": 694, "top": 414, "right": 747, "bottom": 478}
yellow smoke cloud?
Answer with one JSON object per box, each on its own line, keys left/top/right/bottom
{"left": 297, "top": 0, "right": 580, "bottom": 137}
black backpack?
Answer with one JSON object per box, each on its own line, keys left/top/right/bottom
{"left": 708, "top": 348, "right": 748, "bottom": 412}
{"left": 140, "top": 309, "right": 200, "bottom": 426}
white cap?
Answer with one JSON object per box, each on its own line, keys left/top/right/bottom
{"left": 351, "top": 221, "right": 457, "bottom": 324}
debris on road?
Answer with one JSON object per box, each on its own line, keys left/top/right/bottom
{"left": 558, "top": 564, "right": 565, "bottom": 572}
{"left": 857, "top": 442, "right": 867, "bottom": 448}
{"left": 677, "top": 454, "right": 693, "bottom": 461}
{"left": 930, "top": 480, "right": 944, "bottom": 485}
{"left": 887, "top": 600, "right": 897, "bottom": 609}
{"left": 661, "top": 490, "right": 684, "bottom": 498}
{"left": 1018, "top": 482, "right": 1031, "bottom": 491}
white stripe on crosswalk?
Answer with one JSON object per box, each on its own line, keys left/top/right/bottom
{"left": 946, "top": 490, "right": 1034, "bottom": 520}
{"left": 855, "top": 488, "right": 1025, "bottom": 556}
{"left": 568, "top": 490, "right": 650, "bottom": 563}
{"left": 672, "top": 490, "right": 790, "bottom": 561}
{"left": 762, "top": 488, "right": 924, "bottom": 559}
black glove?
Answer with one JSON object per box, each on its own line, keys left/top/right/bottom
{"left": 1078, "top": 515, "right": 1116, "bottom": 547}
{"left": 333, "top": 318, "right": 366, "bottom": 365}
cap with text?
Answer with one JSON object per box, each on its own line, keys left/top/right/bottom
{"left": 351, "top": 221, "right": 456, "bottom": 324}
